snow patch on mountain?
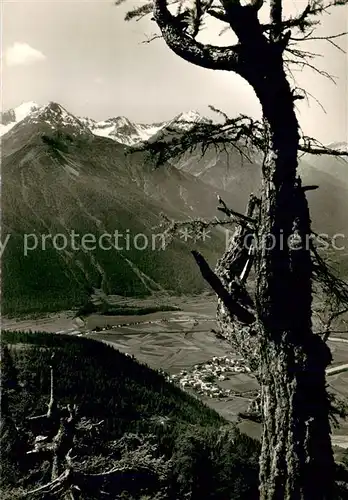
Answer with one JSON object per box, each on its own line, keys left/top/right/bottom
{"left": 167, "top": 110, "right": 211, "bottom": 132}
{"left": 30, "top": 102, "right": 92, "bottom": 134}
{"left": 86, "top": 116, "right": 168, "bottom": 145}
{"left": 0, "top": 101, "right": 40, "bottom": 137}
{"left": 0, "top": 101, "right": 92, "bottom": 138}
{"left": 0, "top": 101, "right": 209, "bottom": 145}
{"left": 81, "top": 110, "right": 208, "bottom": 145}
{"left": 15, "top": 101, "right": 40, "bottom": 121}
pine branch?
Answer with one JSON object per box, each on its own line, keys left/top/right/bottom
{"left": 123, "top": 2, "right": 154, "bottom": 21}
{"left": 285, "top": 57, "right": 337, "bottom": 83}
{"left": 132, "top": 107, "right": 346, "bottom": 166}
{"left": 132, "top": 112, "right": 265, "bottom": 166}
{"left": 262, "top": 0, "right": 348, "bottom": 35}
{"left": 152, "top": 210, "right": 249, "bottom": 250}
{"left": 291, "top": 30, "right": 347, "bottom": 45}
{"left": 141, "top": 33, "right": 162, "bottom": 43}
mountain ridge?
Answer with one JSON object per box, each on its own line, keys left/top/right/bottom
{"left": 1, "top": 105, "right": 234, "bottom": 315}
{"left": 2, "top": 100, "right": 347, "bottom": 315}
{"left": 2, "top": 100, "right": 346, "bottom": 154}
{"left": 1, "top": 101, "right": 210, "bottom": 146}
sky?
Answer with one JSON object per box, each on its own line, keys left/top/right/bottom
{"left": 2, "top": 0, "right": 348, "bottom": 143}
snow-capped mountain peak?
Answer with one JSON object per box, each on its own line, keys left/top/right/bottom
{"left": 167, "top": 110, "right": 210, "bottom": 132}
{"left": 83, "top": 110, "right": 209, "bottom": 145}
{"left": 0, "top": 101, "right": 210, "bottom": 145}
{"left": 0, "top": 101, "right": 92, "bottom": 138}
{"left": 174, "top": 110, "right": 204, "bottom": 123}
{"left": 14, "top": 101, "right": 40, "bottom": 122}
{"left": 39, "top": 101, "right": 70, "bottom": 116}
{"left": 114, "top": 116, "right": 132, "bottom": 127}
{"left": 0, "top": 101, "right": 41, "bottom": 136}
{"left": 32, "top": 101, "right": 89, "bottom": 130}
{"left": 88, "top": 115, "right": 168, "bottom": 146}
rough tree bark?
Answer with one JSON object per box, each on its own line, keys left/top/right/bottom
{"left": 148, "top": 1, "right": 340, "bottom": 498}
{"left": 214, "top": 50, "right": 335, "bottom": 500}
{"left": 252, "top": 66, "right": 335, "bottom": 499}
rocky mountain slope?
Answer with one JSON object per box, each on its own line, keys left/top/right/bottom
{"left": 1, "top": 103, "right": 231, "bottom": 315}
{"left": 174, "top": 144, "right": 348, "bottom": 236}
{"left": 2, "top": 101, "right": 347, "bottom": 315}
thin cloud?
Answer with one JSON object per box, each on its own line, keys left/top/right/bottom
{"left": 5, "top": 42, "right": 46, "bottom": 67}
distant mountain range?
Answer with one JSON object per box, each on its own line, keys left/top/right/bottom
{"left": 0, "top": 102, "right": 209, "bottom": 145}
{"left": 1, "top": 101, "right": 347, "bottom": 315}
{"left": 0, "top": 102, "right": 230, "bottom": 315}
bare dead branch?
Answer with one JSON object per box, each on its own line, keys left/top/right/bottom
{"left": 25, "top": 470, "right": 70, "bottom": 496}
{"left": 285, "top": 57, "right": 337, "bottom": 83}
{"left": 240, "top": 243, "right": 255, "bottom": 283}
{"left": 323, "top": 307, "right": 348, "bottom": 342}
{"left": 207, "top": 7, "right": 229, "bottom": 23}
{"left": 289, "top": 29, "right": 347, "bottom": 54}
{"left": 302, "top": 185, "right": 319, "bottom": 191}
{"left": 191, "top": 249, "right": 255, "bottom": 324}
{"left": 217, "top": 195, "right": 256, "bottom": 227}
{"left": 27, "top": 414, "right": 48, "bottom": 422}
{"left": 291, "top": 30, "right": 347, "bottom": 46}
{"left": 293, "top": 86, "right": 328, "bottom": 114}
{"left": 141, "top": 33, "right": 162, "bottom": 44}
{"left": 299, "top": 138, "right": 348, "bottom": 157}
{"left": 212, "top": 194, "right": 261, "bottom": 370}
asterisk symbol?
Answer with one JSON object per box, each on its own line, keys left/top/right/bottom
{"left": 195, "top": 228, "right": 211, "bottom": 242}
{"left": 179, "top": 228, "right": 193, "bottom": 242}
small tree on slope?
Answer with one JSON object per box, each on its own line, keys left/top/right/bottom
{"left": 118, "top": 1, "right": 348, "bottom": 498}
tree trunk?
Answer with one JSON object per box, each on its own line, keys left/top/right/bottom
{"left": 212, "top": 57, "right": 336, "bottom": 498}
{"left": 252, "top": 67, "right": 335, "bottom": 499}
{"left": 149, "top": 2, "right": 339, "bottom": 495}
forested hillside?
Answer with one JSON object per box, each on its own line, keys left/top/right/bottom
{"left": 1, "top": 331, "right": 260, "bottom": 499}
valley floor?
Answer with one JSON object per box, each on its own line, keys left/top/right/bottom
{"left": 3, "top": 294, "right": 348, "bottom": 447}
